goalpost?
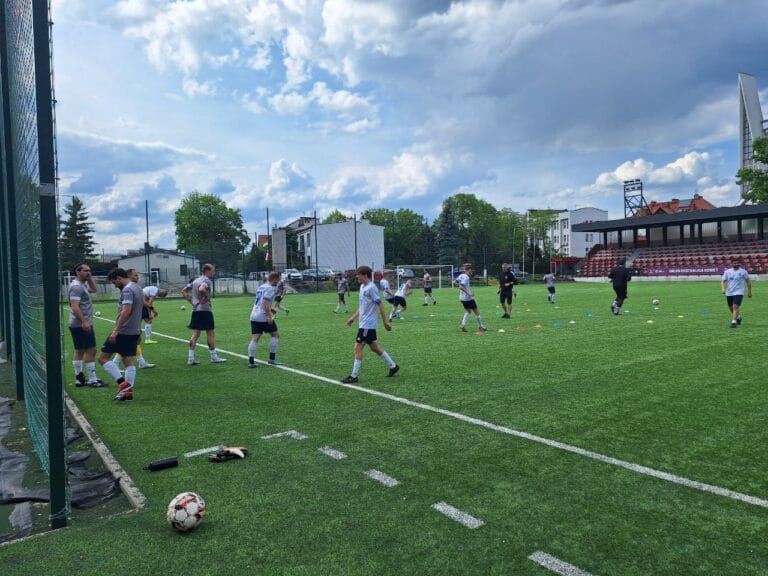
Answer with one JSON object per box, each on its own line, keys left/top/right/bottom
{"left": 395, "top": 264, "right": 455, "bottom": 289}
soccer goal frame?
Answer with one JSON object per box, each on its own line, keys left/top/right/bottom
{"left": 395, "top": 264, "right": 455, "bottom": 289}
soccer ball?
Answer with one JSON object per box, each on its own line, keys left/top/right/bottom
{"left": 180, "top": 305, "right": 186, "bottom": 310}
{"left": 94, "top": 311, "right": 102, "bottom": 317}
{"left": 652, "top": 299, "right": 660, "bottom": 306}
{"left": 166, "top": 491, "right": 206, "bottom": 532}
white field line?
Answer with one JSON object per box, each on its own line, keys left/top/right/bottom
{"left": 431, "top": 502, "right": 485, "bottom": 529}
{"left": 98, "top": 319, "right": 768, "bottom": 509}
{"left": 318, "top": 446, "right": 347, "bottom": 460}
{"left": 528, "top": 551, "right": 595, "bottom": 576}
{"left": 364, "top": 469, "right": 401, "bottom": 487}
{"left": 261, "top": 430, "right": 307, "bottom": 440}
{"left": 183, "top": 445, "right": 223, "bottom": 458}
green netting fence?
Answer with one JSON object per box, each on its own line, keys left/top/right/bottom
{"left": 0, "top": 0, "right": 68, "bottom": 528}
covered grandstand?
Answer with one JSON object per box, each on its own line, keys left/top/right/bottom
{"left": 572, "top": 204, "right": 768, "bottom": 278}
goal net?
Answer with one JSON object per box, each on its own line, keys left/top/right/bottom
{"left": 395, "top": 264, "right": 455, "bottom": 289}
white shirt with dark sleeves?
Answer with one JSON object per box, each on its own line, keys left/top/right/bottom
{"left": 358, "top": 281, "right": 382, "bottom": 330}
{"left": 423, "top": 273, "right": 432, "bottom": 288}
{"left": 117, "top": 282, "right": 144, "bottom": 335}
{"left": 68, "top": 279, "right": 93, "bottom": 328}
{"left": 186, "top": 275, "right": 213, "bottom": 312}
{"left": 456, "top": 273, "right": 472, "bottom": 302}
{"left": 250, "top": 283, "right": 275, "bottom": 322}
{"left": 722, "top": 267, "right": 750, "bottom": 296}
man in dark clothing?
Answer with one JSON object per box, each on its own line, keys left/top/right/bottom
{"left": 498, "top": 263, "right": 517, "bottom": 319}
{"left": 608, "top": 258, "right": 631, "bottom": 315}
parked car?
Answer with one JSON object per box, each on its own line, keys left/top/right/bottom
{"left": 281, "top": 268, "right": 303, "bottom": 282}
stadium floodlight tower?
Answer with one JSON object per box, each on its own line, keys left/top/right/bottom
{"left": 623, "top": 179, "right": 648, "bottom": 218}
{"left": 738, "top": 72, "right": 766, "bottom": 202}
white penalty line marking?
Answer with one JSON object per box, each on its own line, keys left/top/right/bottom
{"left": 261, "top": 430, "right": 307, "bottom": 440}
{"left": 318, "top": 446, "right": 347, "bottom": 460}
{"left": 112, "top": 321, "right": 768, "bottom": 510}
{"left": 528, "top": 551, "right": 595, "bottom": 576}
{"left": 183, "top": 445, "right": 223, "bottom": 458}
{"left": 365, "top": 469, "right": 401, "bottom": 487}
{"left": 431, "top": 502, "right": 484, "bottom": 529}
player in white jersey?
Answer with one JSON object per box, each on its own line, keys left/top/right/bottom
{"left": 422, "top": 271, "right": 436, "bottom": 306}
{"left": 453, "top": 262, "right": 487, "bottom": 333}
{"left": 141, "top": 285, "right": 168, "bottom": 343}
{"left": 341, "top": 266, "right": 399, "bottom": 383}
{"left": 543, "top": 271, "right": 556, "bottom": 304}
{"left": 248, "top": 271, "right": 282, "bottom": 367}
{"left": 67, "top": 262, "right": 104, "bottom": 387}
{"left": 389, "top": 278, "right": 412, "bottom": 320}
{"left": 182, "top": 263, "right": 227, "bottom": 365}
{"left": 720, "top": 257, "right": 752, "bottom": 328}
{"left": 379, "top": 273, "right": 395, "bottom": 308}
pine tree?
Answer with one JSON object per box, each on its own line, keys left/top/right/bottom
{"left": 435, "top": 203, "right": 459, "bottom": 265}
{"left": 59, "top": 196, "right": 97, "bottom": 271}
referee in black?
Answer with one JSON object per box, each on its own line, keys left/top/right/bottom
{"left": 498, "top": 263, "right": 516, "bottom": 319}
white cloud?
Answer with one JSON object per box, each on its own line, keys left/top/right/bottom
{"left": 182, "top": 76, "right": 218, "bottom": 97}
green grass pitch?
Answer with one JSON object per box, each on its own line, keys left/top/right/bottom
{"left": 1, "top": 280, "right": 766, "bottom": 575}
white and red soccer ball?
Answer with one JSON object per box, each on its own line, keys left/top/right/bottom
{"left": 167, "top": 491, "right": 206, "bottom": 532}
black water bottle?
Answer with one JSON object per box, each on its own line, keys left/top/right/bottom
{"left": 144, "top": 456, "right": 178, "bottom": 471}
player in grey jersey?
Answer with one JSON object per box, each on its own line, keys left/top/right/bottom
{"left": 67, "top": 263, "right": 104, "bottom": 387}
{"left": 182, "top": 263, "right": 226, "bottom": 365}
{"left": 97, "top": 268, "right": 144, "bottom": 401}
{"left": 341, "top": 266, "right": 399, "bottom": 383}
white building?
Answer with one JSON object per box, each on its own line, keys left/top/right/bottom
{"left": 272, "top": 217, "right": 385, "bottom": 272}
{"left": 549, "top": 207, "right": 608, "bottom": 257}
{"left": 738, "top": 72, "right": 767, "bottom": 198}
{"left": 118, "top": 249, "right": 200, "bottom": 288}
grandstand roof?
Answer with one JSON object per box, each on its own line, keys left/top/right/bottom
{"left": 572, "top": 203, "right": 768, "bottom": 232}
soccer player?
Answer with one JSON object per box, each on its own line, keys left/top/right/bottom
{"left": 543, "top": 270, "right": 556, "bottom": 304}
{"left": 181, "top": 263, "right": 227, "bottom": 365}
{"left": 271, "top": 278, "right": 289, "bottom": 315}
{"left": 341, "top": 265, "right": 399, "bottom": 383}
{"left": 114, "top": 269, "right": 155, "bottom": 369}
{"left": 334, "top": 274, "right": 350, "bottom": 314}
{"left": 248, "top": 272, "right": 282, "bottom": 367}
{"left": 97, "top": 268, "right": 144, "bottom": 401}
{"left": 142, "top": 285, "right": 168, "bottom": 343}
{"left": 721, "top": 257, "right": 752, "bottom": 328}
{"left": 608, "top": 258, "right": 631, "bottom": 315}
{"left": 389, "top": 278, "right": 412, "bottom": 320}
{"left": 498, "top": 263, "right": 516, "bottom": 319}
{"left": 67, "top": 263, "right": 104, "bottom": 387}
{"left": 379, "top": 271, "right": 395, "bottom": 308}
{"left": 454, "top": 262, "right": 487, "bottom": 333}
{"left": 422, "top": 270, "right": 437, "bottom": 306}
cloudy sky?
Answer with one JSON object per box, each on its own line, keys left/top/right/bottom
{"left": 51, "top": 0, "right": 768, "bottom": 254}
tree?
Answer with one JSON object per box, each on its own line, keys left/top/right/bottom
{"left": 174, "top": 192, "right": 250, "bottom": 272}
{"left": 59, "top": 195, "right": 97, "bottom": 271}
{"left": 413, "top": 222, "right": 436, "bottom": 264}
{"left": 322, "top": 209, "right": 349, "bottom": 224}
{"left": 442, "top": 193, "right": 499, "bottom": 268}
{"left": 737, "top": 135, "right": 768, "bottom": 203}
{"left": 435, "top": 202, "right": 459, "bottom": 265}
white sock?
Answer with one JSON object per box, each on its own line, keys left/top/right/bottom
{"left": 269, "top": 337, "right": 279, "bottom": 355}
{"left": 73, "top": 360, "right": 83, "bottom": 376}
{"left": 209, "top": 348, "right": 219, "bottom": 360}
{"left": 381, "top": 351, "right": 396, "bottom": 368}
{"left": 476, "top": 315, "right": 484, "bottom": 326}
{"left": 86, "top": 362, "right": 97, "bottom": 382}
{"left": 188, "top": 349, "right": 195, "bottom": 361}
{"left": 124, "top": 365, "right": 136, "bottom": 386}
{"left": 145, "top": 324, "right": 152, "bottom": 340}
{"left": 248, "top": 340, "right": 257, "bottom": 358}
{"left": 102, "top": 360, "right": 122, "bottom": 381}
{"left": 351, "top": 359, "right": 362, "bottom": 377}
{"left": 462, "top": 312, "right": 470, "bottom": 326}
{"left": 136, "top": 355, "right": 146, "bottom": 368}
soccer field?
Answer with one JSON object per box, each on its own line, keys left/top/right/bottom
{"left": 2, "top": 280, "right": 766, "bottom": 575}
